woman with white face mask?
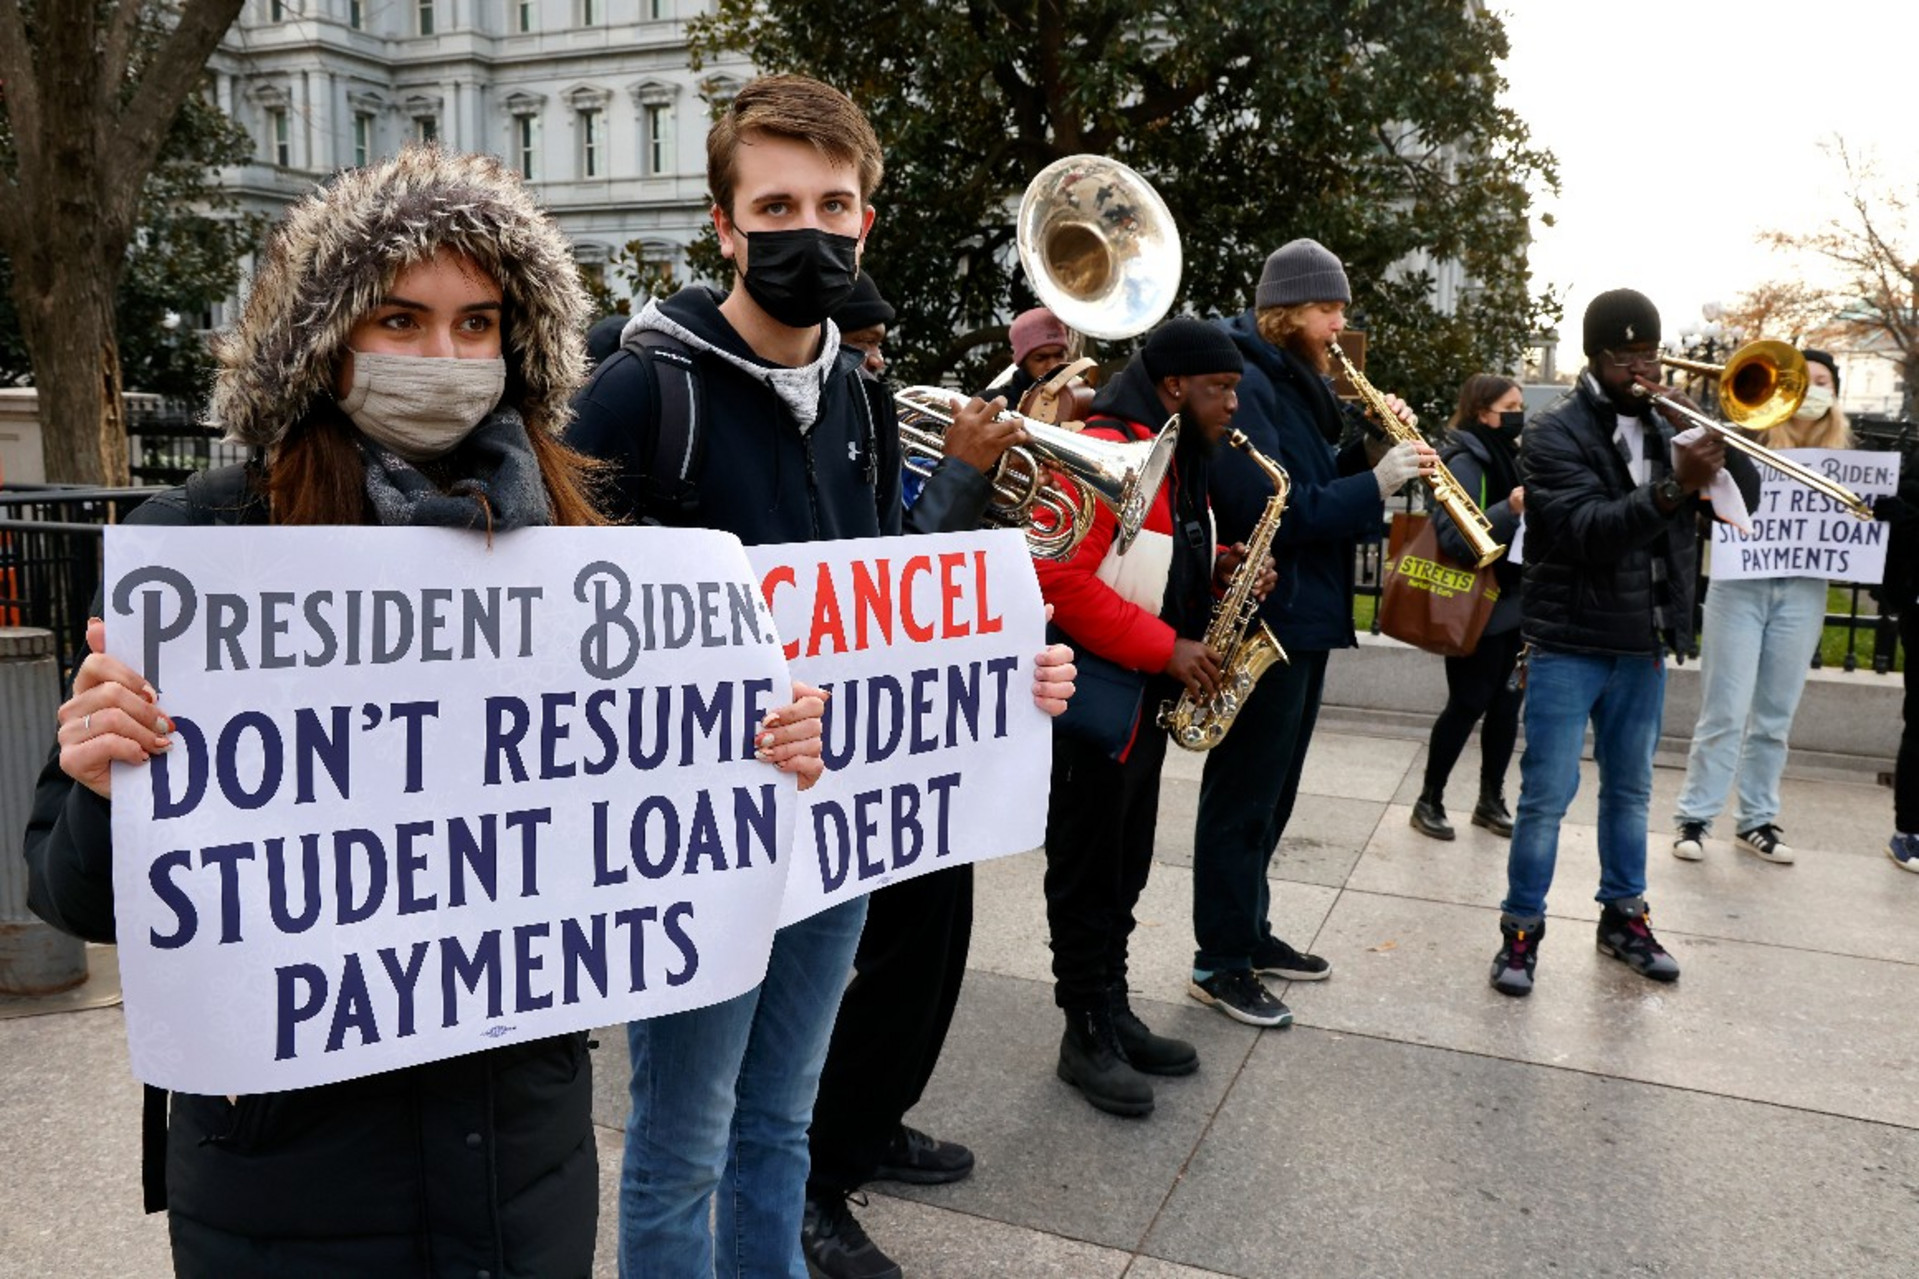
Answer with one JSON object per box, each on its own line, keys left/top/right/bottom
{"left": 1671, "top": 348, "right": 1851, "bottom": 867}
{"left": 22, "top": 147, "right": 826, "bottom": 1277}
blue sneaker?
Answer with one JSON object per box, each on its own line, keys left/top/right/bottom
{"left": 1889, "top": 833, "right": 1919, "bottom": 874}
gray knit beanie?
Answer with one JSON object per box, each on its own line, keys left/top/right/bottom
{"left": 1255, "top": 238, "right": 1351, "bottom": 308}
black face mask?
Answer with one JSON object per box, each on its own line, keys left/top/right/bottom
{"left": 1494, "top": 409, "right": 1524, "bottom": 439}
{"left": 737, "top": 228, "right": 861, "bottom": 329}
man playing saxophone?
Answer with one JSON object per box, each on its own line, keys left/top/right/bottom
{"left": 1037, "top": 318, "right": 1274, "bottom": 1118}
{"left": 1190, "top": 238, "right": 1436, "bottom": 1029}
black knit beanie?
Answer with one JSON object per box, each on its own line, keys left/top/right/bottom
{"left": 1142, "top": 317, "right": 1244, "bottom": 380}
{"left": 1802, "top": 347, "right": 1840, "bottom": 397}
{"left": 832, "top": 273, "right": 895, "bottom": 331}
{"left": 1582, "top": 288, "right": 1661, "bottom": 359}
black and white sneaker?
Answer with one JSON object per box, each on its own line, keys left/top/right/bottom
{"left": 1250, "top": 937, "right": 1332, "bottom": 982}
{"left": 1672, "top": 820, "right": 1707, "bottom": 862}
{"left": 802, "top": 1191, "right": 902, "bottom": 1279}
{"left": 1189, "top": 970, "right": 1293, "bottom": 1028}
{"left": 1735, "top": 824, "right": 1795, "bottom": 865}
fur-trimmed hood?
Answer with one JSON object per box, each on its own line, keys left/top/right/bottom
{"left": 211, "top": 147, "right": 589, "bottom": 448}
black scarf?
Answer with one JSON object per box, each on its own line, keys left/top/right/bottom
{"left": 359, "top": 408, "right": 552, "bottom": 530}
{"left": 1458, "top": 422, "right": 1522, "bottom": 506}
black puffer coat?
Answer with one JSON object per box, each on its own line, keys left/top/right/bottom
{"left": 22, "top": 471, "right": 598, "bottom": 1279}
{"left": 1521, "top": 375, "right": 1759, "bottom": 659}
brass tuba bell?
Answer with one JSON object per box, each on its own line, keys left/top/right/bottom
{"left": 1016, "top": 154, "right": 1183, "bottom": 340}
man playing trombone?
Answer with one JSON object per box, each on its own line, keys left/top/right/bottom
{"left": 1489, "top": 288, "right": 1760, "bottom": 997}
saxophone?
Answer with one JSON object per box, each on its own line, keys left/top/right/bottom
{"left": 1328, "top": 341, "right": 1505, "bottom": 568}
{"left": 1159, "top": 430, "right": 1291, "bottom": 751}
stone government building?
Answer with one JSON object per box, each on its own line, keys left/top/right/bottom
{"left": 207, "top": 0, "right": 750, "bottom": 324}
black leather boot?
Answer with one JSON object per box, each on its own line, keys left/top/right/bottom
{"left": 1472, "top": 787, "right": 1514, "bottom": 836}
{"left": 1410, "top": 789, "right": 1455, "bottom": 840}
{"left": 1108, "top": 983, "right": 1198, "bottom": 1076}
{"left": 1057, "top": 1004, "right": 1154, "bottom": 1117}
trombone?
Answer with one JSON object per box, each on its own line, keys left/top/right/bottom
{"left": 895, "top": 386, "right": 1179, "bottom": 561}
{"left": 1641, "top": 340, "right": 1873, "bottom": 521}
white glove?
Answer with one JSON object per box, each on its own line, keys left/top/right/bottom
{"left": 1374, "top": 439, "right": 1427, "bottom": 498}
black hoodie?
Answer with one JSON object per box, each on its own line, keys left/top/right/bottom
{"left": 568, "top": 286, "right": 988, "bottom": 543}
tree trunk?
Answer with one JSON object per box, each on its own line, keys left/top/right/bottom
{"left": 7, "top": 225, "right": 129, "bottom": 486}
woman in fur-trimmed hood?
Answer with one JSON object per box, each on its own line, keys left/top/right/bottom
{"left": 24, "top": 147, "right": 607, "bottom": 1278}
{"left": 213, "top": 144, "right": 604, "bottom": 528}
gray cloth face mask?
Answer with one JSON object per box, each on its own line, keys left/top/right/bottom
{"left": 338, "top": 351, "right": 508, "bottom": 463}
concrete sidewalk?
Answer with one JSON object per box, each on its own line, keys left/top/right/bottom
{"left": 4, "top": 721, "right": 1916, "bottom": 1277}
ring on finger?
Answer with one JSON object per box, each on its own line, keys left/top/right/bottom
{"left": 84, "top": 713, "right": 92, "bottom": 733}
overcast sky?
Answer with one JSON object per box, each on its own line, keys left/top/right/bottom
{"left": 1497, "top": 0, "right": 1914, "bottom": 352}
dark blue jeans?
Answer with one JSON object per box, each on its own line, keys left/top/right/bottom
{"left": 1501, "top": 649, "right": 1666, "bottom": 921}
{"left": 1191, "top": 650, "right": 1329, "bottom": 973}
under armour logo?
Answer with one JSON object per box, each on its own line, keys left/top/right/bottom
{"left": 848, "top": 441, "right": 861, "bottom": 463}
{"left": 1624, "top": 324, "right": 1636, "bottom": 340}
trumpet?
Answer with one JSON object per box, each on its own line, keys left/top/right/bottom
{"left": 894, "top": 386, "right": 1179, "bottom": 561}
{"left": 1328, "top": 341, "right": 1505, "bottom": 568}
{"left": 1643, "top": 340, "right": 1873, "bottom": 521}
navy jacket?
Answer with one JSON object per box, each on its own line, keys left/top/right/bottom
{"left": 1522, "top": 375, "right": 1761, "bottom": 659}
{"left": 1213, "top": 310, "right": 1384, "bottom": 652}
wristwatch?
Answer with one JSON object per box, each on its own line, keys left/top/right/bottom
{"left": 1654, "top": 475, "right": 1686, "bottom": 508}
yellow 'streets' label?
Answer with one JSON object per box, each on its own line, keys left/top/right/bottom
{"left": 1391, "top": 554, "right": 1497, "bottom": 601}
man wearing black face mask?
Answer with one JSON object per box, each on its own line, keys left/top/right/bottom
{"left": 565, "top": 75, "right": 1032, "bottom": 1277}
{"left": 1488, "top": 288, "right": 1759, "bottom": 999}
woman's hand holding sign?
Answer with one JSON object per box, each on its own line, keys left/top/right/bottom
{"left": 758, "top": 680, "right": 829, "bottom": 791}
{"left": 1032, "top": 602, "right": 1076, "bottom": 717}
{"left": 58, "top": 617, "right": 173, "bottom": 799}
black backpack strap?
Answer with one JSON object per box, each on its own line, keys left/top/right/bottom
{"left": 182, "top": 461, "right": 266, "bottom": 525}
{"left": 620, "top": 328, "right": 706, "bottom": 524}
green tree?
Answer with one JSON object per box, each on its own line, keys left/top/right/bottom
{"left": 0, "top": 87, "right": 265, "bottom": 405}
{"left": 0, "top": 0, "right": 249, "bottom": 484}
{"left": 690, "top": 0, "right": 1558, "bottom": 422}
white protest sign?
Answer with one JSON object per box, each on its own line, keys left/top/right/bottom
{"left": 746, "top": 529, "right": 1051, "bottom": 927}
{"left": 105, "top": 525, "right": 798, "bottom": 1095}
{"left": 1711, "top": 448, "right": 1898, "bottom": 583}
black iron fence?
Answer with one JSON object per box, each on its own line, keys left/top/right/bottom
{"left": 5, "top": 421, "right": 1912, "bottom": 685}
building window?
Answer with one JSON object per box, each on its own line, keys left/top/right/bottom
{"left": 579, "top": 108, "right": 602, "bottom": 178}
{"left": 267, "top": 108, "right": 290, "bottom": 166}
{"left": 417, "top": 0, "right": 434, "bottom": 35}
{"left": 415, "top": 114, "right": 438, "bottom": 145}
{"left": 517, "top": 0, "right": 533, "bottom": 32}
{"left": 647, "top": 0, "right": 668, "bottom": 17}
{"left": 353, "top": 112, "right": 374, "bottom": 167}
{"left": 643, "top": 103, "right": 672, "bottom": 176}
{"left": 580, "top": 0, "right": 598, "bottom": 25}
{"left": 349, "top": 0, "right": 362, "bottom": 28}
{"left": 515, "top": 115, "right": 537, "bottom": 180}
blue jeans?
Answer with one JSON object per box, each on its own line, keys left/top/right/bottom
{"left": 1502, "top": 649, "right": 1666, "bottom": 921}
{"left": 1674, "top": 575, "right": 1826, "bottom": 831}
{"left": 618, "top": 896, "right": 868, "bottom": 1279}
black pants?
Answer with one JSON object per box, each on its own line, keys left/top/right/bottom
{"left": 1043, "top": 715, "right": 1171, "bottom": 1011}
{"left": 806, "top": 863, "right": 973, "bottom": 1195}
{"left": 1191, "top": 650, "right": 1329, "bottom": 972}
{"left": 1898, "top": 611, "right": 1919, "bottom": 832}
{"left": 1422, "top": 627, "right": 1525, "bottom": 801}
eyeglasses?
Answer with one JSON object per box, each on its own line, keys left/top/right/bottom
{"left": 1601, "top": 349, "right": 1662, "bottom": 372}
